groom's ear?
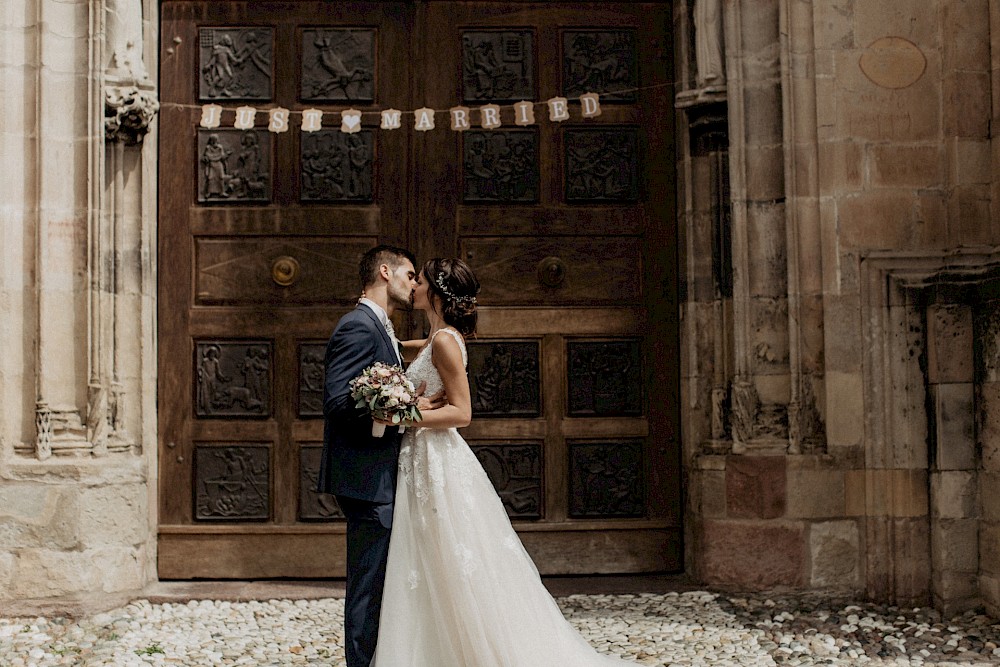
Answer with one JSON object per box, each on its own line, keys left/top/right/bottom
{"left": 378, "top": 263, "right": 391, "bottom": 281}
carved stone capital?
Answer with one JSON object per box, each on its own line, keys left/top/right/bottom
{"left": 34, "top": 402, "right": 88, "bottom": 459}
{"left": 105, "top": 83, "right": 160, "bottom": 146}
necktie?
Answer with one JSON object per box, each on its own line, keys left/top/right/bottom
{"left": 384, "top": 319, "right": 402, "bottom": 363}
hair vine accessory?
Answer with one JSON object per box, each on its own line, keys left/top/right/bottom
{"left": 435, "top": 271, "right": 477, "bottom": 304}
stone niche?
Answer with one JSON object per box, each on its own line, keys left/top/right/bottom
{"left": 860, "top": 248, "right": 1000, "bottom": 612}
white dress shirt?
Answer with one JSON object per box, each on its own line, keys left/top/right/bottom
{"left": 360, "top": 297, "right": 402, "bottom": 364}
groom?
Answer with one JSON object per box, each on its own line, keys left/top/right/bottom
{"left": 318, "top": 245, "right": 432, "bottom": 667}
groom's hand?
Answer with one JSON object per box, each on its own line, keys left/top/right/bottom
{"left": 414, "top": 380, "right": 447, "bottom": 411}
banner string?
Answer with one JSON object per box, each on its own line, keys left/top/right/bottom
{"left": 159, "top": 80, "right": 680, "bottom": 118}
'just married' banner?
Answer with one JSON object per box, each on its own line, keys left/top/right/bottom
{"left": 198, "top": 93, "right": 604, "bottom": 133}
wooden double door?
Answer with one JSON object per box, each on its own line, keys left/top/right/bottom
{"left": 158, "top": 1, "right": 679, "bottom": 578}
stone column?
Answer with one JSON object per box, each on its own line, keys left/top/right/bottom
{"left": 779, "top": 0, "right": 824, "bottom": 453}
{"left": 724, "top": 0, "right": 790, "bottom": 454}
{"left": 33, "top": 0, "right": 91, "bottom": 458}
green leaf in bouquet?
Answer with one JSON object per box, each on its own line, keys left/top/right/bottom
{"left": 392, "top": 413, "right": 401, "bottom": 424}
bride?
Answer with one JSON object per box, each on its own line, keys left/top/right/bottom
{"left": 371, "top": 258, "right": 629, "bottom": 666}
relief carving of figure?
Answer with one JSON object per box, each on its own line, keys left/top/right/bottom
{"left": 310, "top": 32, "right": 372, "bottom": 98}
{"left": 346, "top": 134, "right": 372, "bottom": 199}
{"left": 198, "top": 345, "right": 229, "bottom": 412}
{"left": 200, "top": 30, "right": 272, "bottom": 98}
{"left": 106, "top": 0, "right": 149, "bottom": 82}
{"left": 201, "top": 134, "right": 232, "bottom": 199}
{"left": 203, "top": 34, "right": 241, "bottom": 97}
{"left": 474, "top": 345, "right": 514, "bottom": 413}
{"left": 694, "top": 0, "right": 726, "bottom": 87}
{"left": 229, "top": 132, "right": 266, "bottom": 199}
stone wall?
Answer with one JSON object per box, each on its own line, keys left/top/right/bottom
{"left": 678, "top": 0, "right": 1000, "bottom": 607}
{"left": 0, "top": 0, "right": 160, "bottom": 613}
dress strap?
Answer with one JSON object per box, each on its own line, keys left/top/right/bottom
{"left": 431, "top": 327, "right": 468, "bottom": 367}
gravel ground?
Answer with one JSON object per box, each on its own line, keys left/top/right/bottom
{"left": 2, "top": 591, "right": 1000, "bottom": 666}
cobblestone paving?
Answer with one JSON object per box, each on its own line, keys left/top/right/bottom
{"left": 2, "top": 591, "right": 1000, "bottom": 666}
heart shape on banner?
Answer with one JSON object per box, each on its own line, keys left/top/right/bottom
{"left": 341, "top": 110, "right": 361, "bottom": 133}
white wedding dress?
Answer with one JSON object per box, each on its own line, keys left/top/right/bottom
{"left": 372, "top": 328, "right": 628, "bottom": 667}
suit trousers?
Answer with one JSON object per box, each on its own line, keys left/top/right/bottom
{"left": 336, "top": 495, "right": 394, "bottom": 667}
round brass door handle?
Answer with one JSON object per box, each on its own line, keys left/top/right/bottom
{"left": 271, "top": 256, "right": 300, "bottom": 286}
{"left": 537, "top": 256, "right": 566, "bottom": 288}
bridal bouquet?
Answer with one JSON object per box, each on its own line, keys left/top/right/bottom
{"left": 350, "top": 362, "right": 422, "bottom": 437}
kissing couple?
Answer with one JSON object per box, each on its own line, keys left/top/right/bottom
{"left": 318, "top": 245, "right": 630, "bottom": 666}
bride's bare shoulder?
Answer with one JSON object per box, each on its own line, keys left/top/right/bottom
{"left": 430, "top": 329, "right": 464, "bottom": 365}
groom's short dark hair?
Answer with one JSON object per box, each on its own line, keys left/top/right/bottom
{"left": 359, "top": 245, "right": 416, "bottom": 289}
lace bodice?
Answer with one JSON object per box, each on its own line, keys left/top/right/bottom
{"left": 405, "top": 327, "right": 467, "bottom": 396}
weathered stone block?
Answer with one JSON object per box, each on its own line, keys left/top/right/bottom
{"left": 933, "top": 571, "right": 980, "bottom": 610}
{"left": 0, "top": 552, "right": 13, "bottom": 600}
{"left": 931, "top": 518, "right": 979, "bottom": 572}
{"left": 747, "top": 206, "right": 789, "bottom": 299}
{"left": 787, "top": 469, "right": 846, "bottom": 518}
{"left": 701, "top": 520, "right": 805, "bottom": 587}
{"left": 981, "top": 473, "right": 1000, "bottom": 521}
{"left": 825, "top": 372, "right": 864, "bottom": 447}
{"left": 943, "top": 71, "right": 991, "bottom": 139}
{"left": 979, "top": 383, "right": 1000, "bottom": 471}
{"left": 855, "top": 469, "right": 929, "bottom": 517}
{"left": 915, "top": 190, "right": 949, "bottom": 248}
{"left": 726, "top": 455, "right": 786, "bottom": 519}
{"left": 0, "top": 485, "right": 56, "bottom": 524}
{"left": 697, "top": 469, "right": 727, "bottom": 519}
{"left": 78, "top": 484, "right": 149, "bottom": 549}
{"left": 931, "top": 384, "right": 976, "bottom": 471}
{"left": 93, "top": 547, "right": 145, "bottom": 593}
{"left": 927, "top": 303, "right": 974, "bottom": 384}
{"left": 975, "top": 304, "right": 1000, "bottom": 383}
{"left": 892, "top": 517, "right": 932, "bottom": 603}
{"left": 0, "top": 487, "right": 80, "bottom": 550}
{"left": 838, "top": 192, "right": 916, "bottom": 250}
{"left": 869, "top": 145, "right": 942, "bottom": 189}
{"left": 813, "top": 0, "right": 854, "bottom": 50}
{"left": 951, "top": 139, "right": 992, "bottom": 186}
{"left": 930, "top": 471, "right": 977, "bottom": 519}
{"left": 942, "top": 0, "right": 990, "bottom": 71}
{"left": 12, "top": 549, "right": 101, "bottom": 599}
{"left": 818, "top": 141, "right": 863, "bottom": 194}
{"left": 745, "top": 144, "right": 786, "bottom": 201}
{"left": 815, "top": 79, "right": 837, "bottom": 142}
{"left": 810, "top": 520, "right": 861, "bottom": 588}
{"left": 823, "top": 294, "right": 862, "bottom": 372}
{"left": 980, "top": 522, "right": 1000, "bottom": 576}
{"left": 854, "top": 0, "right": 940, "bottom": 47}
{"left": 981, "top": 573, "right": 1000, "bottom": 617}
{"left": 844, "top": 469, "right": 866, "bottom": 516}
{"left": 798, "top": 294, "right": 825, "bottom": 374}
{"left": 952, "top": 187, "right": 993, "bottom": 246}
{"left": 743, "top": 84, "right": 784, "bottom": 146}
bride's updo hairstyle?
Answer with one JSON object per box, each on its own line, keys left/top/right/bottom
{"left": 424, "top": 258, "right": 481, "bottom": 336}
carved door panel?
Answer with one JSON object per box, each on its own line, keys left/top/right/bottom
{"left": 158, "top": 1, "right": 678, "bottom": 578}
{"left": 412, "top": 3, "right": 680, "bottom": 573}
{"left": 157, "top": 2, "right": 414, "bottom": 577}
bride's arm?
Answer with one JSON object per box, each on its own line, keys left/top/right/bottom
{"left": 409, "top": 333, "right": 470, "bottom": 429}
{"left": 399, "top": 338, "right": 427, "bottom": 363}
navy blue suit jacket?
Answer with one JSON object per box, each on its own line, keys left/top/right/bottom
{"left": 317, "top": 304, "right": 404, "bottom": 503}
